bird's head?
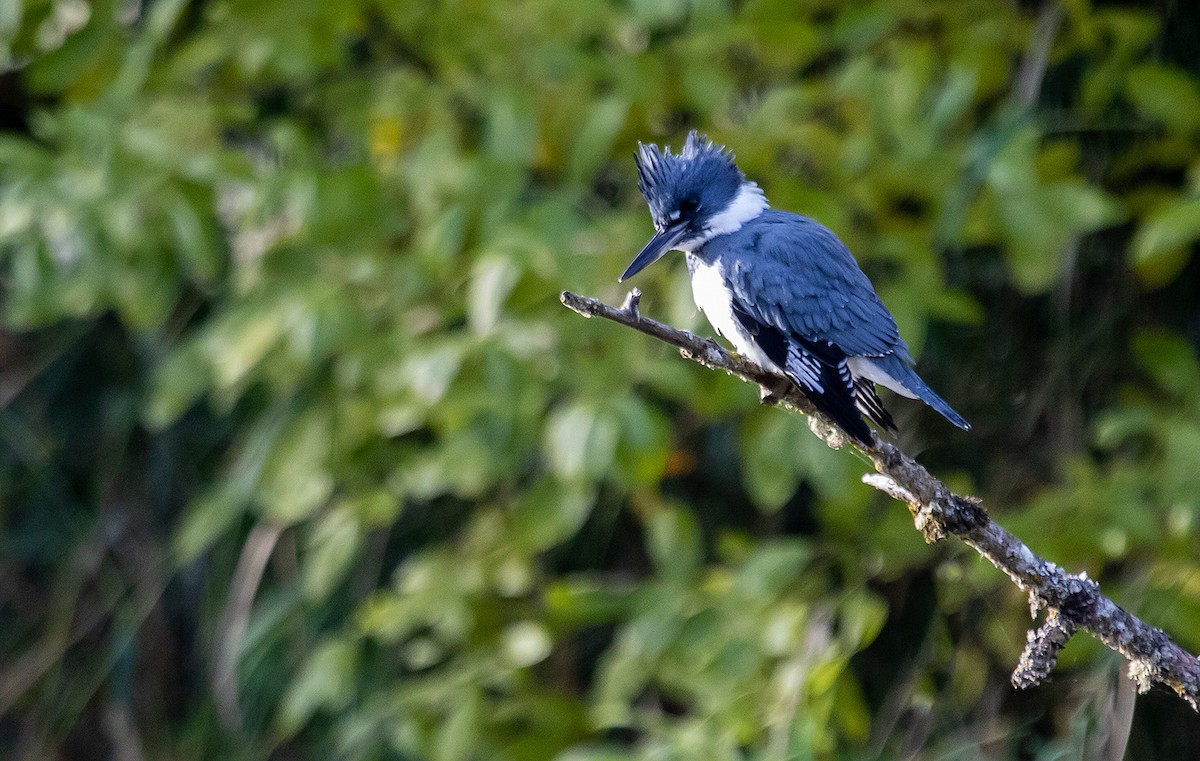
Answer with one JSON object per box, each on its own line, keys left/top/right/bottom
{"left": 620, "top": 130, "right": 765, "bottom": 282}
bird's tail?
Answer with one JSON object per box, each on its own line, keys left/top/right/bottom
{"left": 874, "top": 355, "right": 971, "bottom": 431}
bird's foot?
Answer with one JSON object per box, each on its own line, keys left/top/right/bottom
{"left": 758, "top": 378, "right": 791, "bottom": 406}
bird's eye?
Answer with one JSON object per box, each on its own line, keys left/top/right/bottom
{"left": 679, "top": 196, "right": 700, "bottom": 215}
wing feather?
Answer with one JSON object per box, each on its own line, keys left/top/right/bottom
{"left": 724, "top": 212, "right": 909, "bottom": 361}
{"left": 704, "top": 210, "right": 969, "bottom": 433}
{"left": 729, "top": 299, "right": 873, "bottom": 444}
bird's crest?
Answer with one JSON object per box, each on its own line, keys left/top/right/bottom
{"left": 634, "top": 130, "right": 743, "bottom": 227}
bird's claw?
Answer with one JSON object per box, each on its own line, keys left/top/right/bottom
{"left": 758, "top": 379, "right": 790, "bottom": 405}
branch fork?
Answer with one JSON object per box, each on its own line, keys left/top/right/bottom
{"left": 561, "top": 289, "right": 1200, "bottom": 708}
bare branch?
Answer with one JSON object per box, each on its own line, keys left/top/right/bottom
{"left": 211, "top": 522, "right": 284, "bottom": 732}
{"left": 561, "top": 289, "right": 1200, "bottom": 709}
{"left": 1012, "top": 609, "right": 1076, "bottom": 689}
{"left": 1014, "top": 1, "right": 1064, "bottom": 109}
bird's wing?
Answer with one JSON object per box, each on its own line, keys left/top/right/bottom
{"left": 724, "top": 214, "right": 908, "bottom": 361}
{"left": 728, "top": 297, "right": 875, "bottom": 443}
{"left": 722, "top": 213, "right": 970, "bottom": 432}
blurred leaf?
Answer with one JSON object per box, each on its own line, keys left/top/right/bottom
{"left": 467, "top": 254, "right": 521, "bottom": 336}
{"left": 435, "top": 688, "right": 481, "bottom": 761}
{"left": 1132, "top": 196, "right": 1200, "bottom": 286}
{"left": 739, "top": 411, "right": 805, "bottom": 511}
{"left": 501, "top": 620, "right": 553, "bottom": 668}
{"left": 731, "top": 541, "right": 811, "bottom": 602}
{"left": 346, "top": 489, "right": 404, "bottom": 528}
{"left": 486, "top": 91, "right": 537, "bottom": 166}
{"left": 611, "top": 394, "right": 672, "bottom": 485}
{"left": 144, "top": 339, "right": 211, "bottom": 429}
{"left": 1000, "top": 180, "right": 1124, "bottom": 292}
{"left": 647, "top": 506, "right": 702, "bottom": 584}
{"left": 1132, "top": 330, "right": 1200, "bottom": 399}
{"left": 204, "top": 304, "right": 287, "bottom": 390}
{"left": 256, "top": 406, "right": 333, "bottom": 523}
{"left": 509, "top": 478, "right": 596, "bottom": 552}
{"left": 554, "top": 746, "right": 634, "bottom": 761}
{"left": 546, "top": 579, "right": 635, "bottom": 626}
{"left": 404, "top": 344, "right": 463, "bottom": 405}
{"left": 630, "top": 0, "right": 689, "bottom": 26}
{"left": 1093, "top": 405, "right": 1156, "bottom": 449}
{"left": 567, "top": 97, "right": 630, "bottom": 185}
{"left": 592, "top": 587, "right": 685, "bottom": 727}
{"left": 923, "top": 289, "right": 984, "bottom": 325}
{"left": 1124, "top": 64, "right": 1200, "bottom": 131}
{"left": 172, "top": 484, "right": 246, "bottom": 565}
{"left": 545, "top": 401, "right": 620, "bottom": 481}
{"left": 302, "top": 506, "right": 363, "bottom": 601}
{"left": 834, "top": 673, "right": 871, "bottom": 741}
{"left": 278, "top": 638, "right": 360, "bottom": 736}
{"left": 837, "top": 589, "right": 888, "bottom": 650}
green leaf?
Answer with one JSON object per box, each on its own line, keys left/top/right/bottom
{"left": 999, "top": 180, "right": 1123, "bottom": 293}
{"left": 544, "top": 401, "right": 619, "bottom": 481}
{"left": 467, "top": 254, "right": 521, "bottom": 336}
{"left": 554, "top": 746, "right": 635, "bottom": 761}
{"left": 646, "top": 506, "right": 702, "bottom": 584}
{"left": 1124, "top": 64, "right": 1200, "bottom": 131}
{"left": 731, "top": 541, "right": 811, "bottom": 601}
{"left": 167, "top": 187, "right": 221, "bottom": 281}
{"left": 277, "top": 638, "right": 360, "bottom": 736}
{"left": 739, "top": 411, "right": 805, "bottom": 511}
{"left": 486, "top": 91, "right": 537, "bottom": 165}
{"left": 403, "top": 344, "right": 463, "bottom": 405}
{"left": 256, "top": 407, "right": 334, "bottom": 523}
{"left": 629, "top": 0, "right": 689, "bottom": 26}
{"left": 1132, "top": 196, "right": 1200, "bottom": 287}
{"left": 345, "top": 489, "right": 403, "bottom": 528}
{"left": 171, "top": 485, "right": 246, "bottom": 565}
{"left": 837, "top": 589, "right": 888, "bottom": 650}
{"left": 204, "top": 304, "right": 286, "bottom": 390}
{"left": 501, "top": 620, "right": 553, "bottom": 668}
{"left": 434, "top": 687, "right": 480, "bottom": 761}
{"left": 509, "top": 478, "right": 596, "bottom": 552}
{"left": 144, "top": 340, "right": 211, "bottom": 429}
{"left": 833, "top": 673, "right": 871, "bottom": 740}
{"left": 567, "top": 97, "right": 629, "bottom": 185}
{"left": 1132, "top": 330, "right": 1200, "bottom": 399}
{"left": 610, "top": 395, "right": 672, "bottom": 485}
{"left": 592, "top": 588, "right": 685, "bottom": 727}
{"left": 302, "top": 507, "right": 364, "bottom": 601}
{"left": 1093, "top": 405, "right": 1156, "bottom": 449}
{"left": 545, "top": 579, "right": 634, "bottom": 626}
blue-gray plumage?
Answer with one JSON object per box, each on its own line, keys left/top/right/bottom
{"left": 620, "top": 131, "right": 970, "bottom": 443}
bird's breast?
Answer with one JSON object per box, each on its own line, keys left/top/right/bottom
{"left": 686, "top": 255, "right": 774, "bottom": 369}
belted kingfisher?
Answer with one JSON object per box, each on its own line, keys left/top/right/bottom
{"left": 620, "top": 131, "right": 970, "bottom": 444}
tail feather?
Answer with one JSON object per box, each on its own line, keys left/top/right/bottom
{"left": 854, "top": 379, "right": 897, "bottom": 433}
{"left": 781, "top": 361, "right": 874, "bottom": 445}
{"left": 875, "top": 355, "right": 971, "bottom": 431}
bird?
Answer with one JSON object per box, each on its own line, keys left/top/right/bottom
{"left": 619, "top": 130, "right": 970, "bottom": 444}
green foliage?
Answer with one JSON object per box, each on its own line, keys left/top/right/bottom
{"left": 2, "top": 1, "right": 1200, "bottom": 759}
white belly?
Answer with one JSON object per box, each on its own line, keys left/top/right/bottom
{"left": 846, "top": 356, "right": 917, "bottom": 398}
{"left": 688, "top": 256, "right": 776, "bottom": 370}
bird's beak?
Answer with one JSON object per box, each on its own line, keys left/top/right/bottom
{"left": 619, "top": 225, "right": 688, "bottom": 282}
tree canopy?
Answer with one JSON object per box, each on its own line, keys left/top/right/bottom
{"left": 1, "top": 1, "right": 1200, "bottom": 759}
